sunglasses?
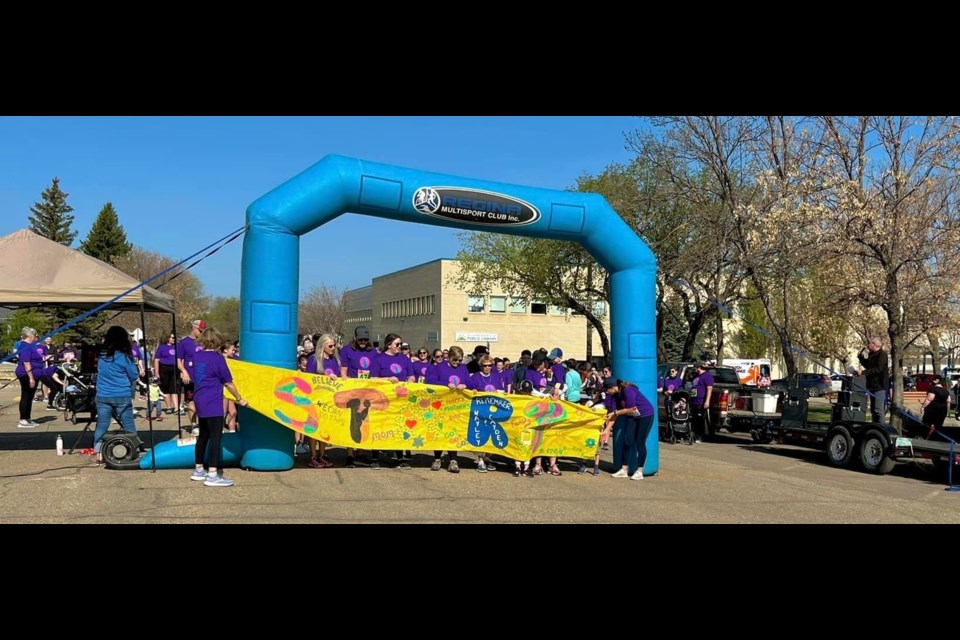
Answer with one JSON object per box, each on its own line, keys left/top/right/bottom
{"left": 418, "top": 351, "right": 428, "bottom": 355}
{"left": 481, "top": 364, "right": 493, "bottom": 368}
{"left": 449, "top": 359, "right": 462, "bottom": 364}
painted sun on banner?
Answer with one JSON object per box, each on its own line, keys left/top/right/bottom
{"left": 227, "top": 360, "right": 604, "bottom": 460}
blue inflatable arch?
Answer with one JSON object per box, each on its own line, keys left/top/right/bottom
{"left": 238, "top": 155, "right": 659, "bottom": 473}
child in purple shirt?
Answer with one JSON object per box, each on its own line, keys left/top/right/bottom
{"left": 190, "top": 328, "right": 248, "bottom": 487}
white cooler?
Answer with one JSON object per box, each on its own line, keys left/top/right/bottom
{"left": 752, "top": 392, "right": 778, "bottom": 414}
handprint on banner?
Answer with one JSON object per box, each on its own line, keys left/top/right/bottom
{"left": 468, "top": 395, "right": 513, "bottom": 449}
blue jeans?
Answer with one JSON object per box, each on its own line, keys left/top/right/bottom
{"left": 93, "top": 396, "right": 137, "bottom": 452}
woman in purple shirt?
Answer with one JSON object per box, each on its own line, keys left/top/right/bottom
{"left": 15, "top": 327, "right": 41, "bottom": 428}
{"left": 427, "top": 345, "right": 470, "bottom": 473}
{"left": 601, "top": 377, "right": 654, "bottom": 480}
{"left": 374, "top": 334, "right": 415, "bottom": 469}
{"left": 190, "top": 328, "right": 248, "bottom": 487}
{"left": 410, "top": 347, "right": 432, "bottom": 383}
{"left": 307, "top": 334, "right": 340, "bottom": 469}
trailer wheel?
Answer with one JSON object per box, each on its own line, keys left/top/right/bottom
{"left": 859, "top": 429, "right": 896, "bottom": 474}
{"left": 825, "top": 426, "right": 854, "bottom": 468}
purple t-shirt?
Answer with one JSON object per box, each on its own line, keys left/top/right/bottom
{"left": 40, "top": 365, "right": 59, "bottom": 378}
{"left": 340, "top": 344, "right": 377, "bottom": 379}
{"left": 177, "top": 337, "right": 202, "bottom": 377}
{"left": 374, "top": 352, "right": 415, "bottom": 380}
{"left": 550, "top": 363, "right": 566, "bottom": 391}
{"left": 156, "top": 344, "right": 177, "bottom": 366}
{"left": 131, "top": 343, "right": 142, "bottom": 362}
{"left": 35, "top": 343, "right": 50, "bottom": 362}
{"left": 620, "top": 384, "right": 654, "bottom": 418}
{"left": 15, "top": 341, "right": 40, "bottom": 377}
{"left": 603, "top": 395, "right": 617, "bottom": 412}
{"left": 691, "top": 370, "right": 715, "bottom": 406}
{"left": 320, "top": 356, "right": 339, "bottom": 377}
{"left": 410, "top": 359, "right": 432, "bottom": 383}
{"left": 525, "top": 368, "right": 549, "bottom": 392}
{"left": 305, "top": 353, "right": 318, "bottom": 374}
{"left": 428, "top": 361, "right": 470, "bottom": 387}
{"left": 192, "top": 350, "right": 233, "bottom": 418}
{"left": 662, "top": 375, "right": 685, "bottom": 394}
{"left": 469, "top": 371, "right": 506, "bottom": 393}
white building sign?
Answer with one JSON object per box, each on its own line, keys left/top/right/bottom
{"left": 455, "top": 332, "right": 498, "bottom": 342}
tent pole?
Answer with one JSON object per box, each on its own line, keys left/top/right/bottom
{"left": 140, "top": 301, "right": 156, "bottom": 472}
{"left": 173, "top": 312, "right": 182, "bottom": 440}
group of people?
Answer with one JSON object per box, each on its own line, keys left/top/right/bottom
{"left": 14, "top": 321, "right": 663, "bottom": 486}
{"left": 288, "top": 326, "right": 655, "bottom": 480}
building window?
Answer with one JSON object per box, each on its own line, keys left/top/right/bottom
{"left": 549, "top": 305, "right": 565, "bottom": 317}
{"left": 531, "top": 302, "right": 547, "bottom": 315}
{"left": 468, "top": 295, "right": 485, "bottom": 313}
{"left": 509, "top": 298, "right": 526, "bottom": 314}
{"left": 426, "top": 331, "right": 439, "bottom": 342}
{"left": 490, "top": 296, "right": 506, "bottom": 313}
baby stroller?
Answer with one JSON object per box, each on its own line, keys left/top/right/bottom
{"left": 57, "top": 362, "right": 98, "bottom": 425}
{"left": 662, "top": 390, "right": 694, "bottom": 445}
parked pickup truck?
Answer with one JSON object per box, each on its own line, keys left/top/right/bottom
{"left": 656, "top": 363, "right": 782, "bottom": 437}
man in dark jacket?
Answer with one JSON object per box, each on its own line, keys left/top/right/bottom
{"left": 858, "top": 338, "right": 889, "bottom": 423}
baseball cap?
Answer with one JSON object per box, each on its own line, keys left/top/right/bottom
{"left": 192, "top": 319, "right": 207, "bottom": 331}
{"left": 602, "top": 377, "right": 618, "bottom": 390}
{"left": 473, "top": 345, "right": 489, "bottom": 355}
{"left": 548, "top": 347, "right": 563, "bottom": 360}
{"left": 355, "top": 326, "right": 370, "bottom": 340}
{"left": 400, "top": 343, "right": 410, "bottom": 349}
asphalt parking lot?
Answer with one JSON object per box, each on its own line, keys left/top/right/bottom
{"left": 2, "top": 377, "right": 959, "bottom": 523}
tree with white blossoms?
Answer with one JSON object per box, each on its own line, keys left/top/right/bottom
{"left": 629, "top": 116, "right": 825, "bottom": 374}
{"left": 816, "top": 116, "right": 960, "bottom": 423}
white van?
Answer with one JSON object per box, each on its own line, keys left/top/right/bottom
{"left": 722, "top": 359, "right": 772, "bottom": 386}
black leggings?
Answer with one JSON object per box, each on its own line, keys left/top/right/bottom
{"left": 434, "top": 450, "right": 458, "bottom": 461}
{"left": 18, "top": 375, "right": 37, "bottom": 420}
{"left": 195, "top": 415, "right": 225, "bottom": 470}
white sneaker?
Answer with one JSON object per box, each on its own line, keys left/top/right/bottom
{"left": 631, "top": 471, "right": 644, "bottom": 480}
{"left": 611, "top": 468, "right": 629, "bottom": 478}
{"left": 17, "top": 420, "right": 37, "bottom": 428}
{"left": 190, "top": 427, "right": 200, "bottom": 436}
{"left": 204, "top": 474, "right": 234, "bottom": 487}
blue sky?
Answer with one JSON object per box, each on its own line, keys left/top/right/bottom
{"left": 0, "top": 116, "right": 641, "bottom": 298}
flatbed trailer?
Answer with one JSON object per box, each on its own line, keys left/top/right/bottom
{"left": 766, "top": 376, "right": 960, "bottom": 476}
{"left": 771, "top": 419, "right": 960, "bottom": 474}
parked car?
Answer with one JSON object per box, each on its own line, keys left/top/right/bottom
{"left": 913, "top": 373, "right": 936, "bottom": 392}
{"left": 770, "top": 372, "right": 831, "bottom": 397}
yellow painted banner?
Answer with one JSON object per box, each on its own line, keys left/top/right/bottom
{"left": 227, "top": 360, "right": 604, "bottom": 460}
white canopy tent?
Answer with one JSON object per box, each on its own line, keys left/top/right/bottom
{"left": 0, "top": 229, "right": 174, "bottom": 313}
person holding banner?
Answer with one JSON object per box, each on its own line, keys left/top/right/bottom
{"left": 189, "top": 327, "right": 248, "bottom": 487}
{"left": 339, "top": 326, "right": 378, "bottom": 468}
{"left": 427, "top": 345, "right": 470, "bottom": 473}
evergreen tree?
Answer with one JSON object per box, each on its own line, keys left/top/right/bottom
{"left": 79, "top": 202, "right": 132, "bottom": 265}
{"left": 28, "top": 177, "right": 77, "bottom": 245}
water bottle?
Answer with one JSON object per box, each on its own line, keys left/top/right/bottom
{"left": 56, "top": 435, "right": 64, "bottom": 456}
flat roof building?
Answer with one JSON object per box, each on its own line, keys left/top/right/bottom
{"left": 343, "top": 259, "right": 608, "bottom": 361}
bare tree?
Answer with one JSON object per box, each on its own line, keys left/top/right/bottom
{"left": 113, "top": 247, "right": 208, "bottom": 345}
{"left": 817, "top": 116, "right": 960, "bottom": 422}
{"left": 299, "top": 285, "right": 348, "bottom": 339}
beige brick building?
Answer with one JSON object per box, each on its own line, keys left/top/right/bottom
{"left": 343, "top": 259, "right": 608, "bottom": 362}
